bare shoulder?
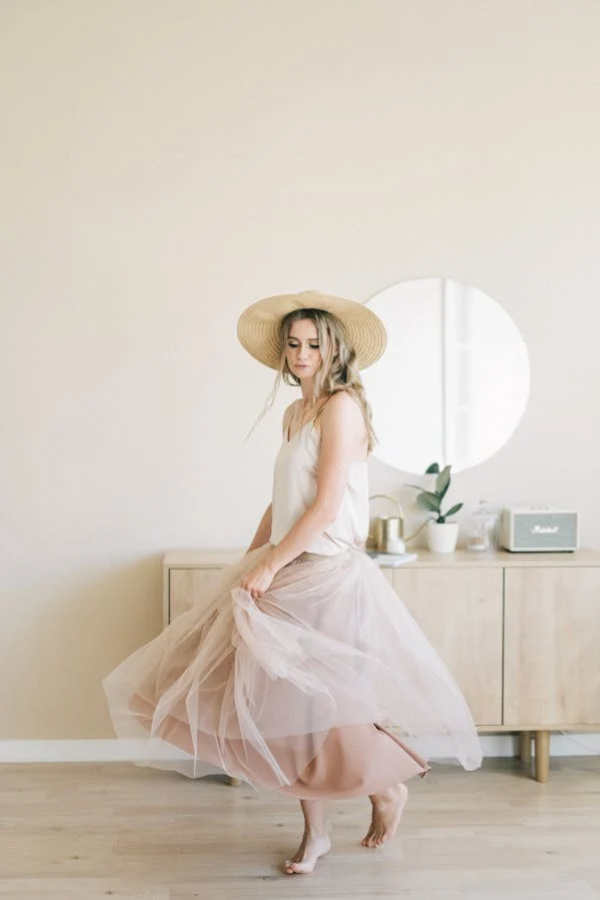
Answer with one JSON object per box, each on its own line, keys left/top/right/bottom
{"left": 322, "top": 390, "right": 362, "bottom": 419}
{"left": 316, "top": 392, "right": 368, "bottom": 460}
{"left": 319, "top": 391, "right": 365, "bottom": 437}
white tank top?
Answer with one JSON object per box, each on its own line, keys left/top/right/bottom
{"left": 269, "top": 420, "right": 369, "bottom": 556}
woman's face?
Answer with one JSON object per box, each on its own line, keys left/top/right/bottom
{"left": 285, "top": 318, "right": 324, "bottom": 382}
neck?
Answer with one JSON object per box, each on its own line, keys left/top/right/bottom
{"left": 300, "top": 379, "right": 314, "bottom": 403}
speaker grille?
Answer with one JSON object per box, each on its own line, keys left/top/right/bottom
{"left": 514, "top": 513, "right": 578, "bottom": 549}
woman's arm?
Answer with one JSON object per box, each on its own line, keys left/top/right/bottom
{"left": 240, "top": 392, "right": 366, "bottom": 598}
{"left": 246, "top": 504, "right": 273, "bottom": 553}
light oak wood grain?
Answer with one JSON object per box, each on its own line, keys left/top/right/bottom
{"left": 504, "top": 567, "right": 600, "bottom": 726}
{"left": 163, "top": 548, "right": 600, "bottom": 568}
{"left": 0, "top": 760, "right": 599, "bottom": 898}
{"left": 163, "top": 550, "right": 600, "bottom": 783}
{"left": 393, "top": 567, "right": 504, "bottom": 725}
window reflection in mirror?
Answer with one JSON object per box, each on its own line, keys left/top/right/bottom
{"left": 363, "top": 278, "right": 530, "bottom": 474}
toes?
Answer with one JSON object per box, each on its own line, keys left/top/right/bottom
{"left": 362, "top": 815, "right": 382, "bottom": 848}
{"left": 362, "top": 828, "right": 386, "bottom": 848}
{"left": 361, "top": 827, "right": 374, "bottom": 847}
{"left": 286, "top": 861, "right": 312, "bottom": 875}
{"left": 283, "top": 854, "right": 311, "bottom": 874}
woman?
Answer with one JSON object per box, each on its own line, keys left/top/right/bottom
{"left": 103, "top": 290, "right": 482, "bottom": 876}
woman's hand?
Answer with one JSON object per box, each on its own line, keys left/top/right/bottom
{"left": 239, "top": 559, "right": 277, "bottom": 601}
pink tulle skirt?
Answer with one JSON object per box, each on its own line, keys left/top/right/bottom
{"left": 103, "top": 547, "right": 482, "bottom": 796}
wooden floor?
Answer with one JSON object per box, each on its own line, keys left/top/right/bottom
{"left": 0, "top": 757, "right": 599, "bottom": 899}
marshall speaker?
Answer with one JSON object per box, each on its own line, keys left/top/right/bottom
{"left": 500, "top": 507, "right": 579, "bottom": 552}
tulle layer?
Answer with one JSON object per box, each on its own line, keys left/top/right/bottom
{"left": 103, "top": 547, "right": 482, "bottom": 790}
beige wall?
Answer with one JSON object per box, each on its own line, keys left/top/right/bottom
{"left": 2, "top": 0, "right": 600, "bottom": 740}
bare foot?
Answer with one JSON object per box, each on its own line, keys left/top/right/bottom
{"left": 361, "top": 783, "right": 409, "bottom": 848}
{"left": 283, "top": 831, "right": 331, "bottom": 874}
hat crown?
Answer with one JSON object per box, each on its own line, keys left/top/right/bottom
{"left": 294, "top": 290, "right": 327, "bottom": 303}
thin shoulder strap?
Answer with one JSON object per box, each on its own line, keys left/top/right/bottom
{"left": 284, "top": 400, "right": 302, "bottom": 441}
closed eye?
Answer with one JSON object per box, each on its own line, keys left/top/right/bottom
{"left": 287, "top": 342, "right": 320, "bottom": 349}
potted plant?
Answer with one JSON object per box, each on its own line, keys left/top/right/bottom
{"left": 409, "top": 462, "right": 463, "bottom": 553}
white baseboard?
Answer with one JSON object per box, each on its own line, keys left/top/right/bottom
{"left": 0, "top": 734, "right": 599, "bottom": 764}
{"left": 0, "top": 740, "right": 143, "bottom": 763}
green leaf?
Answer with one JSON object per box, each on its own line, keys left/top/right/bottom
{"left": 416, "top": 491, "right": 441, "bottom": 512}
{"left": 425, "top": 462, "right": 440, "bottom": 474}
{"left": 444, "top": 502, "right": 463, "bottom": 519}
{"left": 435, "top": 465, "right": 451, "bottom": 499}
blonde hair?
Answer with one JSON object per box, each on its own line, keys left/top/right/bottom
{"left": 256, "top": 308, "right": 377, "bottom": 453}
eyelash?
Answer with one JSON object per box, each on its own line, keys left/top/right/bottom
{"left": 288, "top": 343, "right": 319, "bottom": 349}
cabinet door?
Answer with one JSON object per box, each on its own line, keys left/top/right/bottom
{"left": 169, "top": 567, "right": 225, "bottom": 622}
{"left": 504, "top": 567, "right": 600, "bottom": 726}
{"left": 393, "top": 568, "right": 503, "bottom": 726}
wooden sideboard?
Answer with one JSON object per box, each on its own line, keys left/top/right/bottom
{"left": 162, "top": 548, "right": 600, "bottom": 782}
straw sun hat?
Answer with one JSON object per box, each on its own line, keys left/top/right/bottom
{"left": 237, "top": 290, "right": 387, "bottom": 370}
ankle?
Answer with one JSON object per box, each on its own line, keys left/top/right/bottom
{"left": 372, "top": 783, "right": 403, "bottom": 804}
{"left": 304, "top": 827, "right": 328, "bottom": 841}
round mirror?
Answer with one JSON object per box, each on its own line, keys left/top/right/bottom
{"left": 362, "top": 277, "right": 530, "bottom": 474}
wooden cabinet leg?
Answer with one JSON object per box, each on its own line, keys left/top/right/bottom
{"left": 534, "top": 731, "right": 550, "bottom": 783}
{"left": 519, "top": 731, "right": 532, "bottom": 766}
{"left": 229, "top": 777, "right": 242, "bottom": 787}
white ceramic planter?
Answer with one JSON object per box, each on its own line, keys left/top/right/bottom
{"left": 427, "top": 521, "right": 459, "bottom": 553}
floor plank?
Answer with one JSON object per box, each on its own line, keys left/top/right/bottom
{"left": 0, "top": 757, "right": 599, "bottom": 898}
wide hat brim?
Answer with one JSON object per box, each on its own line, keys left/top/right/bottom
{"left": 237, "top": 290, "right": 387, "bottom": 370}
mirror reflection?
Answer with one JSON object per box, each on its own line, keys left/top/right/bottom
{"left": 363, "top": 277, "right": 530, "bottom": 474}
